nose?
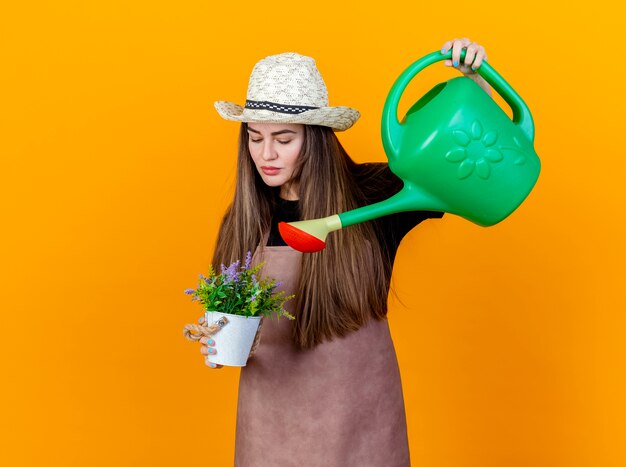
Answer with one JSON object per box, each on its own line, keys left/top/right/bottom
{"left": 261, "top": 141, "right": 278, "bottom": 161}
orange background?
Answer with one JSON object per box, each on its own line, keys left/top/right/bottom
{"left": 1, "top": 1, "right": 625, "bottom": 466}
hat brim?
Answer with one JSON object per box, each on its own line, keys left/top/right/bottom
{"left": 214, "top": 101, "right": 360, "bottom": 132}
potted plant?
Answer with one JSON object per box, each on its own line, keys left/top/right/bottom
{"left": 183, "top": 251, "right": 295, "bottom": 367}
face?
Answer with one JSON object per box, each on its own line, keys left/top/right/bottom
{"left": 246, "top": 123, "right": 305, "bottom": 200}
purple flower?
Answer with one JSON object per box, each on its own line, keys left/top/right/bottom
{"left": 250, "top": 295, "right": 256, "bottom": 302}
{"left": 276, "top": 281, "right": 284, "bottom": 288}
{"left": 245, "top": 250, "right": 252, "bottom": 269}
{"left": 223, "top": 259, "right": 240, "bottom": 284}
{"left": 184, "top": 288, "right": 195, "bottom": 295}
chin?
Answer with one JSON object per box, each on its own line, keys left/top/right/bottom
{"left": 260, "top": 176, "right": 286, "bottom": 187}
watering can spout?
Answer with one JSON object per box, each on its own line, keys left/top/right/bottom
{"left": 339, "top": 184, "right": 440, "bottom": 229}
{"left": 279, "top": 185, "right": 441, "bottom": 252}
{"left": 279, "top": 215, "right": 342, "bottom": 253}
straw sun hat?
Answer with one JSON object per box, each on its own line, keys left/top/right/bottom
{"left": 214, "top": 52, "right": 360, "bottom": 131}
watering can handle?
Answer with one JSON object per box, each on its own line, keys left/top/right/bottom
{"left": 382, "top": 50, "right": 535, "bottom": 160}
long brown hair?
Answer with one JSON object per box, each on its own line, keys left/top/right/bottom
{"left": 212, "top": 123, "right": 395, "bottom": 349}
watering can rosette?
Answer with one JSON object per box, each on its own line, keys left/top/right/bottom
{"left": 279, "top": 50, "right": 541, "bottom": 253}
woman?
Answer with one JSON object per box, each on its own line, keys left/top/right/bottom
{"left": 199, "top": 38, "right": 492, "bottom": 466}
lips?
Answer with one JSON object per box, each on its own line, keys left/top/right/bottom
{"left": 261, "top": 166, "right": 281, "bottom": 175}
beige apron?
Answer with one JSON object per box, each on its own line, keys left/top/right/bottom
{"left": 234, "top": 233, "right": 410, "bottom": 467}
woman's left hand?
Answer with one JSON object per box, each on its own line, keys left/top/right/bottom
{"left": 440, "top": 38, "right": 488, "bottom": 75}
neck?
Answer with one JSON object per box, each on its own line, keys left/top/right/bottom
{"left": 280, "top": 183, "right": 299, "bottom": 201}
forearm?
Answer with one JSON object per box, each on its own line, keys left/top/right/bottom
{"left": 464, "top": 72, "right": 493, "bottom": 98}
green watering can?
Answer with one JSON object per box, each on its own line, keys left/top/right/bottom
{"left": 279, "top": 50, "right": 541, "bottom": 252}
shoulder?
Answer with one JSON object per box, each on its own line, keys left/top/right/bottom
{"left": 351, "top": 162, "right": 444, "bottom": 241}
{"left": 350, "top": 162, "right": 403, "bottom": 204}
{"left": 351, "top": 161, "right": 395, "bottom": 181}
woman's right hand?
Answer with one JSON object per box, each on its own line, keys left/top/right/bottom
{"left": 199, "top": 317, "right": 223, "bottom": 369}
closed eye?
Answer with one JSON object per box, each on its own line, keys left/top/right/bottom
{"left": 249, "top": 139, "right": 292, "bottom": 145}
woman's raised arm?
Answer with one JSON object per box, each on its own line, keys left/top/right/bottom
{"left": 441, "top": 37, "right": 493, "bottom": 97}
